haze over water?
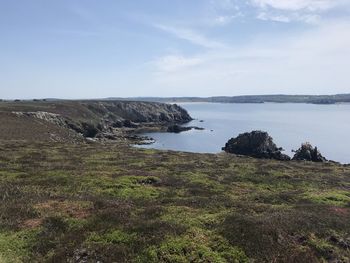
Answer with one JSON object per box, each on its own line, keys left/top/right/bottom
{"left": 139, "top": 103, "right": 350, "bottom": 164}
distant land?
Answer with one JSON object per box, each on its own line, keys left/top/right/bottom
{"left": 108, "top": 94, "right": 350, "bottom": 105}
{"left": 3, "top": 93, "right": 350, "bottom": 105}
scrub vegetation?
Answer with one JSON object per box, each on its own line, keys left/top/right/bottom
{"left": 0, "top": 141, "right": 349, "bottom": 262}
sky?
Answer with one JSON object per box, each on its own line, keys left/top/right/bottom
{"left": 1, "top": 0, "right": 350, "bottom": 99}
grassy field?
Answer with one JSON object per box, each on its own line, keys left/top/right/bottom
{"left": 0, "top": 141, "right": 349, "bottom": 262}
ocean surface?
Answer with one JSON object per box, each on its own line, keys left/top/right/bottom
{"left": 138, "top": 103, "right": 350, "bottom": 163}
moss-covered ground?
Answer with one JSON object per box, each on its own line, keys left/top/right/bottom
{"left": 0, "top": 141, "right": 349, "bottom": 262}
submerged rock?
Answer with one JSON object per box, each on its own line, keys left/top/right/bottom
{"left": 292, "top": 143, "right": 327, "bottom": 162}
{"left": 167, "top": 125, "right": 204, "bottom": 133}
{"left": 223, "top": 131, "right": 290, "bottom": 161}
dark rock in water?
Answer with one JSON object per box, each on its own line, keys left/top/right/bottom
{"left": 292, "top": 143, "right": 327, "bottom": 162}
{"left": 192, "top": 126, "right": 205, "bottom": 131}
{"left": 167, "top": 125, "right": 192, "bottom": 133}
{"left": 167, "top": 125, "right": 204, "bottom": 133}
{"left": 222, "top": 131, "right": 290, "bottom": 161}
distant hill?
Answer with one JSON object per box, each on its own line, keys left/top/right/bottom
{"left": 108, "top": 94, "right": 350, "bottom": 104}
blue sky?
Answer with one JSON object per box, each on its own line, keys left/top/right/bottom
{"left": 1, "top": 0, "right": 350, "bottom": 99}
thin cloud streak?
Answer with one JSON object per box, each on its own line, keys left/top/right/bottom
{"left": 154, "top": 24, "right": 227, "bottom": 49}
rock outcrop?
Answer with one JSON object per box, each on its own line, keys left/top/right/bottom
{"left": 223, "top": 131, "right": 290, "bottom": 161}
{"left": 292, "top": 143, "right": 327, "bottom": 162}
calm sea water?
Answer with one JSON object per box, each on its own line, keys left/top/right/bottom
{"left": 138, "top": 103, "right": 350, "bottom": 163}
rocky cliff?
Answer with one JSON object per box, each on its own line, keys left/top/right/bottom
{"left": 0, "top": 100, "right": 192, "bottom": 141}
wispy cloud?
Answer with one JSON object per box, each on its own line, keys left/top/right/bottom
{"left": 208, "top": 0, "right": 244, "bottom": 26}
{"left": 154, "top": 24, "right": 227, "bottom": 49}
{"left": 213, "top": 13, "right": 243, "bottom": 25}
{"left": 251, "top": 0, "right": 345, "bottom": 11}
{"left": 257, "top": 11, "right": 321, "bottom": 24}
{"left": 150, "top": 19, "right": 350, "bottom": 95}
{"left": 257, "top": 12, "right": 291, "bottom": 23}
{"left": 153, "top": 55, "right": 203, "bottom": 72}
{"left": 250, "top": 0, "right": 349, "bottom": 24}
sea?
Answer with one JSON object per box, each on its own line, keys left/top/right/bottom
{"left": 137, "top": 103, "right": 350, "bottom": 164}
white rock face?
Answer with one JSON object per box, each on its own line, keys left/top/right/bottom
{"left": 12, "top": 111, "right": 68, "bottom": 127}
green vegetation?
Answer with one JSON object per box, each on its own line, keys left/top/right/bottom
{"left": 0, "top": 141, "right": 349, "bottom": 262}
{"left": 0, "top": 230, "right": 37, "bottom": 263}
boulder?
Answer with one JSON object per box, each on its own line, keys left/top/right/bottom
{"left": 222, "top": 131, "right": 290, "bottom": 161}
{"left": 292, "top": 143, "right": 327, "bottom": 162}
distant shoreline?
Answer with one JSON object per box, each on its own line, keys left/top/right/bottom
{"left": 106, "top": 94, "right": 350, "bottom": 105}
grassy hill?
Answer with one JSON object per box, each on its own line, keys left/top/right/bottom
{"left": 0, "top": 141, "right": 349, "bottom": 262}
